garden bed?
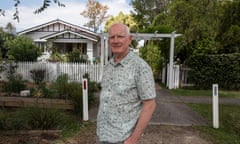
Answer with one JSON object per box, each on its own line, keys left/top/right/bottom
{"left": 0, "top": 96, "right": 74, "bottom": 110}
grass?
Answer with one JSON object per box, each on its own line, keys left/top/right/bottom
{"left": 168, "top": 87, "right": 240, "bottom": 143}
{"left": 189, "top": 104, "right": 240, "bottom": 144}
{"left": 0, "top": 108, "right": 83, "bottom": 138}
{"left": 170, "top": 88, "right": 240, "bottom": 98}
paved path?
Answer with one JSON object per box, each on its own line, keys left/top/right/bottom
{"left": 89, "top": 83, "right": 240, "bottom": 126}
{"left": 150, "top": 85, "right": 208, "bottom": 126}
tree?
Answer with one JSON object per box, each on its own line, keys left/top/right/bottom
{"left": 0, "top": 0, "right": 65, "bottom": 22}
{"left": 80, "top": 0, "right": 110, "bottom": 32}
{"left": 0, "top": 26, "right": 15, "bottom": 59}
{"left": 5, "top": 36, "right": 41, "bottom": 61}
{"left": 166, "top": 0, "right": 221, "bottom": 63}
{"left": 130, "top": 0, "right": 171, "bottom": 30}
{"left": 5, "top": 22, "right": 16, "bottom": 34}
{"left": 139, "top": 41, "right": 162, "bottom": 79}
{"left": 104, "top": 12, "right": 137, "bottom": 32}
{"left": 217, "top": 0, "right": 240, "bottom": 53}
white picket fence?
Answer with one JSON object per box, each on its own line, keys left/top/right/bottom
{"left": 162, "top": 64, "right": 180, "bottom": 89}
{"left": 0, "top": 62, "right": 102, "bottom": 83}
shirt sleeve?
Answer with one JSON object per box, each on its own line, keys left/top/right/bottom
{"left": 136, "top": 62, "right": 156, "bottom": 100}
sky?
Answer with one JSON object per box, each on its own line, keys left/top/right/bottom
{"left": 0, "top": 0, "right": 133, "bottom": 32}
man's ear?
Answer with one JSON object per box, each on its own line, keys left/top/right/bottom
{"left": 129, "top": 35, "right": 133, "bottom": 43}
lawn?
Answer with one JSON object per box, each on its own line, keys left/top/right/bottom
{"left": 170, "top": 87, "right": 240, "bottom": 144}
{"left": 170, "top": 88, "right": 240, "bottom": 98}
{"left": 189, "top": 104, "right": 240, "bottom": 144}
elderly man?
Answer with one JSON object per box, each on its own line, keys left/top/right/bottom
{"left": 97, "top": 23, "right": 156, "bottom": 144}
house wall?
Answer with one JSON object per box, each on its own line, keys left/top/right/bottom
{"left": 18, "top": 19, "right": 100, "bottom": 63}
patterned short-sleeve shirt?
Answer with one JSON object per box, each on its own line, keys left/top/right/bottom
{"left": 97, "top": 51, "right": 156, "bottom": 143}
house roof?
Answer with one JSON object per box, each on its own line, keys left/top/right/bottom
{"left": 17, "top": 19, "right": 99, "bottom": 42}
{"left": 41, "top": 29, "right": 98, "bottom": 42}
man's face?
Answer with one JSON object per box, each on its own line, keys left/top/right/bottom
{"left": 108, "top": 25, "right": 132, "bottom": 56}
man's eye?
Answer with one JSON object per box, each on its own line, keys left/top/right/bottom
{"left": 110, "top": 36, "right": 124, "bottom": 39}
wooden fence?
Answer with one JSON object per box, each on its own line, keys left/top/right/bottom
{"left": 0, "top": 62, "right": 102, "bottom": 83}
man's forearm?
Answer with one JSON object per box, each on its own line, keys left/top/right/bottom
{"left": 124, "top": 99, "right": 156, "bottom": 144}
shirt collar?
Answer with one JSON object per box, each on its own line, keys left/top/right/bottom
{"left": 110, "top": 51, "right": 134, "bottom": 67}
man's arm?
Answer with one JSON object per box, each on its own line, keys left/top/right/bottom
{"left": 124, "top": 98, "right": 156, "bottom": 144}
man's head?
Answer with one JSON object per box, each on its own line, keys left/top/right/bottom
{"left": 108, "top": 23, "right": 132, "bottom": 59}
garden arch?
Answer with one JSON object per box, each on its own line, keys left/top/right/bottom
{"left": 99, "top": 32, "right": 181, "bottom": 89}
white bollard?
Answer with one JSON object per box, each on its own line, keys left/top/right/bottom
{"left": 212, "top": 84, "right": 219, "bottom": 128}
{"left": 82, "top": 78, "right": 89, "bottom": 121}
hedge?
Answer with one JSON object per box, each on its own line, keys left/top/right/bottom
{"left": 187, "top": 53, "right": 240, "bottom": 90}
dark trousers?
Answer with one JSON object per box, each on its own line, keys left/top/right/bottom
{"left": 98, "top": 140, "right": 123, "bottom": 144}
{"left": 99, "top": 142, "right": 123, "bottom": 144}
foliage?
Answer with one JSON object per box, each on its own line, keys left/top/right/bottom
{"left": 67, "top": 48, "right": 88, "bottom": 63}
{"left": 25, "top": 106, "right": 62, "bottom": 130}
{"left": 30, "top": 69, "right": 46, "bottom": 85}
{"left": 189, "top": 104, "right": 240, "bottom": 144}
{"left": 167, "top": 0, "right": 220, "bottom": 63}
{"left": 0, "top": 0, "right": 65, "bottom": 22}
{"left": 49, "top": 73, "right": 99, "bottom": 115}
{"left": 187, "top": 53, "right": 240, "bottom": 90}
{"left": 0, "top": 107, "right": 81, "bottom": 131}
{"left": 53, "top": 73, "right": 69, "bottom": 99}
{"left": 0, "top": 28, "right": 15, "bottom": 59}
{"left": 0, "top": 109, "right": 29, "bottom": 130}
{"left": 139, "top": 41, "right": 163, "bottom": 79}
{"left": 3, "top": 61, "right": 26, "bottom": 94}
{"left": 49, "top": 52, "right": 67, "bottom": 62}
{"left": 34, "top": 0, "right": 65, "bottom": 14}
{"left": 80, "top": 0, "right": 110, "bottom": 32}
{"left": 4, "top": 75, "right": 26, "bottom": 93}
{"left": 217, "top": 0, "right": 240, "bottom": 54}
{"left": 5, "top": 36, "right": 41, "bottom": 61}
{"left": 220, "top": 25, "right": 240, "bottom": 53}
{"left": 83, "top": 73, "right": 101, "bottom": 106}
{"left": 131, "top": 0, "right": 240, "bottom": 64}
{"left": 66, "top": 82, "right": 83, "bottom": 116}
{"left": 104, "top": 12, "right": 137, "bottom": 32}
{"left": 130, "top": 0, "right": 171, "bottom": 29}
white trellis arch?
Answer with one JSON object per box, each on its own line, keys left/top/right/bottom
{"left": 99, "top": 32, "right": 182, "bottom": 89}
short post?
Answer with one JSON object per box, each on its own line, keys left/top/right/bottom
{"left": 212, "top": 84, "right": 219, "bottom": 128}
{"left": 82, "top": 78, "right": 89, "bottom": 121}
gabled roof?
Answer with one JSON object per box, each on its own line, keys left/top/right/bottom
{"left": 41, "top": 30, "right": 98, "bottom": 42}
{"left": 18, "top": 19, "right": 97, "bottom": 36}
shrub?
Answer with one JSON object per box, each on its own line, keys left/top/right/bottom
{"left": 5, "top": 35, "right": 41, "bottom": 61}
{"left": 187, "top": 53, "right": 240, "bottom": 90}
{"left": 0, "top": 109, "right": 29, "bottom": 130}
{"left": 49, "top": 52, "right": 67, "bottom": 62}
{"left": 30, "top": 69, "right": 46, "bottom": 85}
{"left": 67, "top": 47, "right": 89, "bottom": 62}
{"left": 25, "top": 106, "right": 62, "bottom": 130}
{"left": 4, "top": 75, "right": 26, "bottom": 93}
{"left": 66, "top": 82, "right": 83, "bottom": 116}
{"left": 0, "top": 108, "right": 79, "bottom": 131}
{"left": 53, "top": 73, "right": 69, "bottom": 99}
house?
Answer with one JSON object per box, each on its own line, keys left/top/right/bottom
{"left": 17, "top": 19, "right": 100, "bottom": 63}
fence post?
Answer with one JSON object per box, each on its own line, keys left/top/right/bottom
{"left": 82, "top": 78, "right": 88, "bottom": 121}
{"left": 212, "top": 84, "right": 219, "bottom": 128}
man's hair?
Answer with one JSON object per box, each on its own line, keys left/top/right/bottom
{"left": 108, "top": 23, "right": 130, "bottom": 35}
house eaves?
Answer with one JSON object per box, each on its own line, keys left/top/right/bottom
{"left": 17, "top": 19, "right": 98, "bottom": 37}
{"left": 40, "top": 30, "right": 98, "bottom": 42}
